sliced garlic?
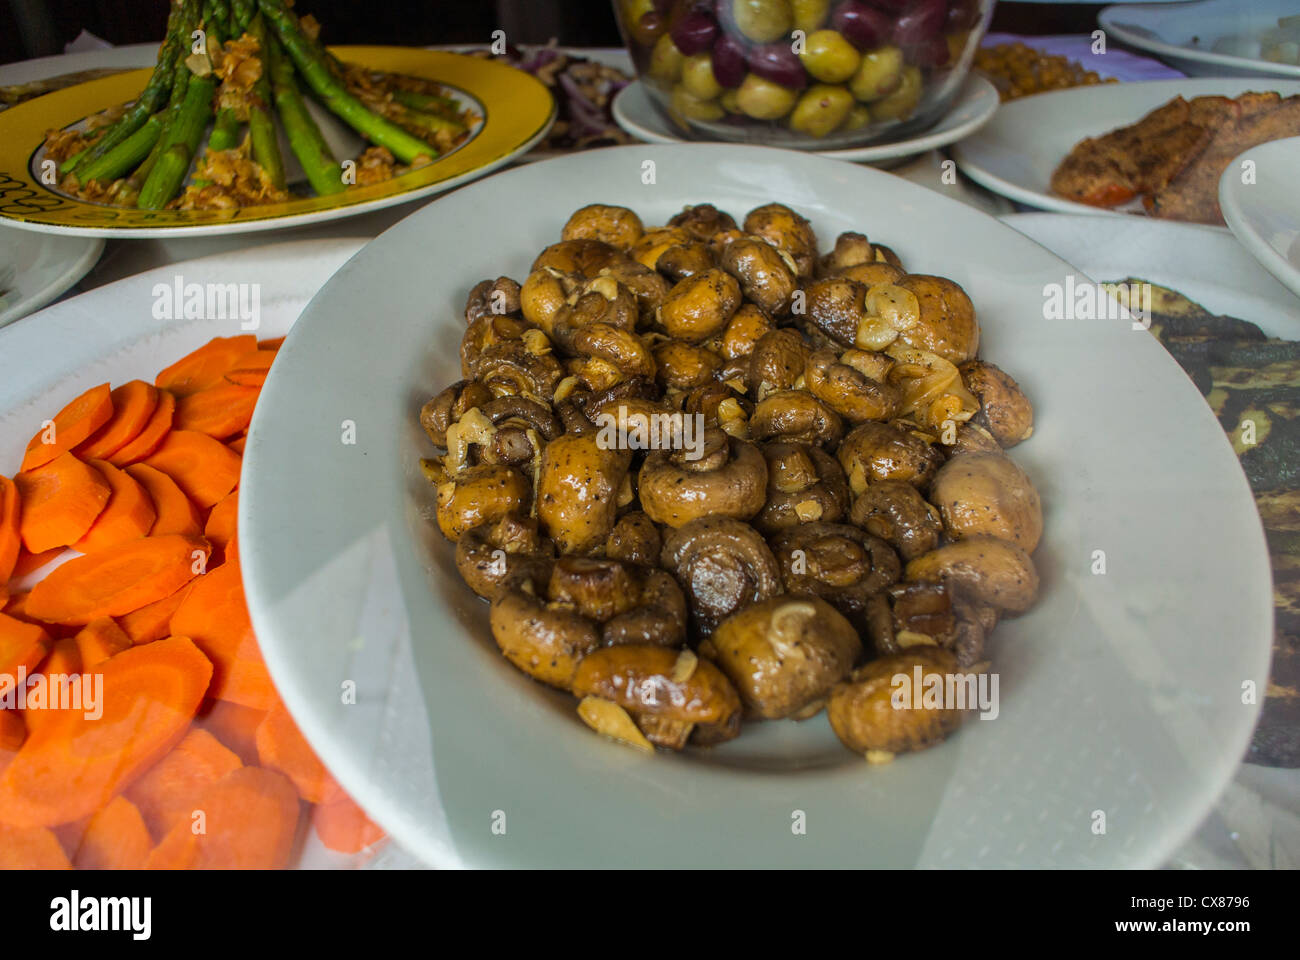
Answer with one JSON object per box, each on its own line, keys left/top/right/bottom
{"left": 577, "top": 697, "right": 655, "bottom": 753}
{"left": 670, "top": 648, "right": 698, "bottom": 683}
{"left": 794, "top": 499, "right": 824, "bottom": 522}
{"left": 865, "top": 749, "right": 895, "bottom": 765}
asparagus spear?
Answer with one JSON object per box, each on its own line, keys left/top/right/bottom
{"left": 265, "top": 29, "right": 344, "bottom": 196}
{"left": 75, "top": 113, "right": 165, "bottom": 184}
{"left": 246, "top": 13, "right": 285, "bottom": 190}
{"left": 61, "top": 2, "right": 186, "bottom": 177}
{"left": 189, "top": 106, "right": 241, "bottom": 189}
{"left": 137, "top": 8, "right": 221, "bottom": 209}
{"left": 391, "top": 87, "right": 463, "bottom": 118}
{"left": 256, "top": 0, "right": 437, "bottom": 164}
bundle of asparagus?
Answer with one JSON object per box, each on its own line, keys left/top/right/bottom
{"left": 45, "top": 0, "right": 474, "bottom": 211}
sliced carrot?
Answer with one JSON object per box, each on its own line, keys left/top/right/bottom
{"left": 73, "top": 795, "right": 153, "bottom": 869}
{"left": 14, "top": 452, "right": 112, "bottom": 553}
{"left": 169, "top": 559, "right": 275, "bottom": 710}
{"left": 155, "top": 336, "right": 258, "bottom": 397}
{"left": 0, "top": 709, "right": 24, "bottom": 753}
{"left": 127, "top": 727, "right": 241, "bottom": 837}
{"left": 73, "top": 380, "right": 160, "bottom": 461}
{"left": 257, "top": 336, "right": 284, "bottom": 351}
{"left": 0, "top": 476, "right": 20, "bottom": 585}
{"left": 51, "top": 817, "right": 90, "bottom": 859}
{"left": 175, "top": 383, "right": 260, "bottom": 439}
{"left": 197, "top": 699, "right": 264, "bottom": 765}
{"left": 23, "top": 637, "right": 81, "bottom": 736}
{"left": 313, "top": 791, "right": 385, "bottom": 854}
{"left": 106, "top": 389, "right": 175, "bottom": 466}
{"left": 224, "top": 348, "right": 276, "bottom": 387}
{"left": 71, "top": 460, "right": 157, "bottom": 555}
{"left": 0, "top": 613, "right": 50, "bottom": 679}
{"left": 204, "top": 491, "right": 238, "bottom": 557}
{"left": 142, "top": 431, "right": 241, "bottom": 509}
{"left": 125, "top": 462, "right": 203, "bottom": 538}
{"left": 25, "top": 533, "right": 210, "bottom": 626}
{"left": 0, "top": 823, "right": 72, "bottom": 868}
{"left": 0, "top": 636, "right": 212, "bottom": 827}
{"left": 255, "top": 701, "right": 337, "bottom": 804}
{"left": 144, "top": 828, "right": 199, "bottom": 869}
{"left": 228, "top": 435, "right": 247, "bottom": 456}
{"left": 11, "top": 547, "right": 66, "bottom": 580}
{"left": 148, "top": 766, "right": 299, "bottom": 869}
{"left": 117, "top": 584, "right": 192, "bottom": 646}
{"left": 73, "top": 617, "right": 132, "bottom": 668}
{"left": 19, "top": 383, "right": 113, "bottom": 472}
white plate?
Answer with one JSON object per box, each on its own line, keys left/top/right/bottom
{"left": 1219, "top": 136, "right": 1300, "bottom": 301}
{"left": 612, "top": 74, "right": 1000, "bottom": 165}
{"left": 953, "top": 77, "right": 1300, "bottom": 219}
{"left": 1000, "top": 212, "right": 1300, "bottom": 336}
{"left": 239, "top": 144, "right": 1272, "bottom": 869}
{"left": 0, "top": 231, "right": 103, "bottom": 327}
{"left": 1100, "top": 0, "right": 1300, "bottom": 80}
{"left": 0, "top": 236, "right": 434, "bottom": 869}
{"left": 0, "top": 42, "right": 159, "bottom": 88}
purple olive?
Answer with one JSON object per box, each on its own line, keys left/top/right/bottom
{"left": 832, "top": 1, "right": 892, "bottom": 51}
{"left": 893, "top": 0, "right": 948, "bottom": 46}
{"left": 906, "top": 34, "right": 950, "bottom": 67}
{"left": 711, "top": 31, "right": 748, "bottom": 88}
{"left": 671, "top": 11, "right": 719, "bottom": 55}
{"left": 748, "top": 42, "right": 809, "bottom": 89}
{"left": 864, "top": 0, "right": 909, "bottom": 13}
{"left": 651, "top": 0, "right": 676, "bottom": 13}
{"left": 946, "top": 0, "right": 980, "bottom": 31}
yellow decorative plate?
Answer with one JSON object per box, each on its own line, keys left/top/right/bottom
{"left": 0, "top": 47, "right": 555, "bottom": 238}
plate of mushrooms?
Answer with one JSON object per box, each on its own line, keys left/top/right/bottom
{"left": 241, "top": 144, "right": 1272, "bottom": 868}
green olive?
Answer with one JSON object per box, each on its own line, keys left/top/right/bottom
{"left": 849, "top": 46, "right": 904, "bottom": 102}
{"left": 720, "top": 88, "right": 744, "bottom": 114}
{"left": 681, "top": 53, "right": 723, "bottom": 100}
{"left": 672, "top": 84, "right": 726, "bottom": 121}
{"left": 799, "top": 29, "right": 861, "bottom": 84}
{"left": 649, "top": 33, "right": 686, "bottom": 85}
{"left": 731, "top": 0, "right": 794, "bottom": 44}
{"left": 788, "top": 84, "right": 854, "bottom": 137}
{"left": 840, "top": 103, "right": 871, "bottom": 131}
{"left": 791, "top": 0, "right": 830, "bottom": 32}
{"left": 621, "top": 0, "right": 655, "bottom": 26}
{"left": 736, "top": 72, "right": 799, "bottom": 119}
{"left": 871, "top": 65, "right": 923, "bottom": 121}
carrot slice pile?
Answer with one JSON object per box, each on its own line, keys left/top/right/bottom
{"left": 147, "top": 766, "right": 300, "bottom": 869}
{"left": 0, "top": 335, "right": 386, "bottom": 867}
{"left": 0, "top": 476, "right": 20, "bottom": 585}
{"left": 169, "top": 558, "right": 275, "bottom": 710}
{"left": 106, "top": 389, "right": 175, "bottom": 466}
{"left": 0, "top": 613, "right": 50, "bottom": 678}
{"left": 313, "top": 791, "right": 386, "bottom": 854}
{"left": 117, "top": 586, "right": 191, "bottom": 646}
{"left": 73, "top": 617, "right": 132, "bottom": 668}
{"left": 142, "top": 431, "right": 241, "bottom": 509}
{"left": 73, "top": 795, "right": 153, "bottom": 870}
{"left": 0, "top": 822, "right": 71, "bottom": 868}
{"left": 19, "top": 383, "right": 113, "bottom": 472}
{"left": 14, "top": 453, "right": 111, "bottom": 553}
{"left": 175, "top": 383, "right": 260, "bottom": 439}
{"left": 25, "top": 534, "right": 210, "bottom": 625}
{"left": 74, "top": 380, "right": 160, "bottom": 461}
{"left": 224, "top": 349, "right": 276, "bottom": 388}
{"left": 71, "top": 460, "right": 157, "bottom": 555}
{"left": 255, "top": 702, "right": 337, "bottom": 803}
{"left": 0, "top": 636, "right": 212, "bottom": 827}
{"left": 127, "top": 727, "right": 241, "bottom": 837}
{"left": 125, "top": 462, "right": 202, "bottom": 538}
{"left": 155, "top": 336, "right": 258, "bottom": 397}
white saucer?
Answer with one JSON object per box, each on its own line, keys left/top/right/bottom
{"left": 612, "top": 74, "right": 999, "bottom": 165}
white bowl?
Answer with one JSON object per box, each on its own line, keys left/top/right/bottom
{"left": 240, "top": 144, "right": 1272, "bottom": 868}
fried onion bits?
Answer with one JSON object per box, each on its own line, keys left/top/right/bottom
{"left": 417, "top": 201, "right": 1041, "bottom": 762}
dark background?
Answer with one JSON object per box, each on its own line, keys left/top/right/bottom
{"left": 2, "top": 1, "right": 1102, "bottom": 66}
